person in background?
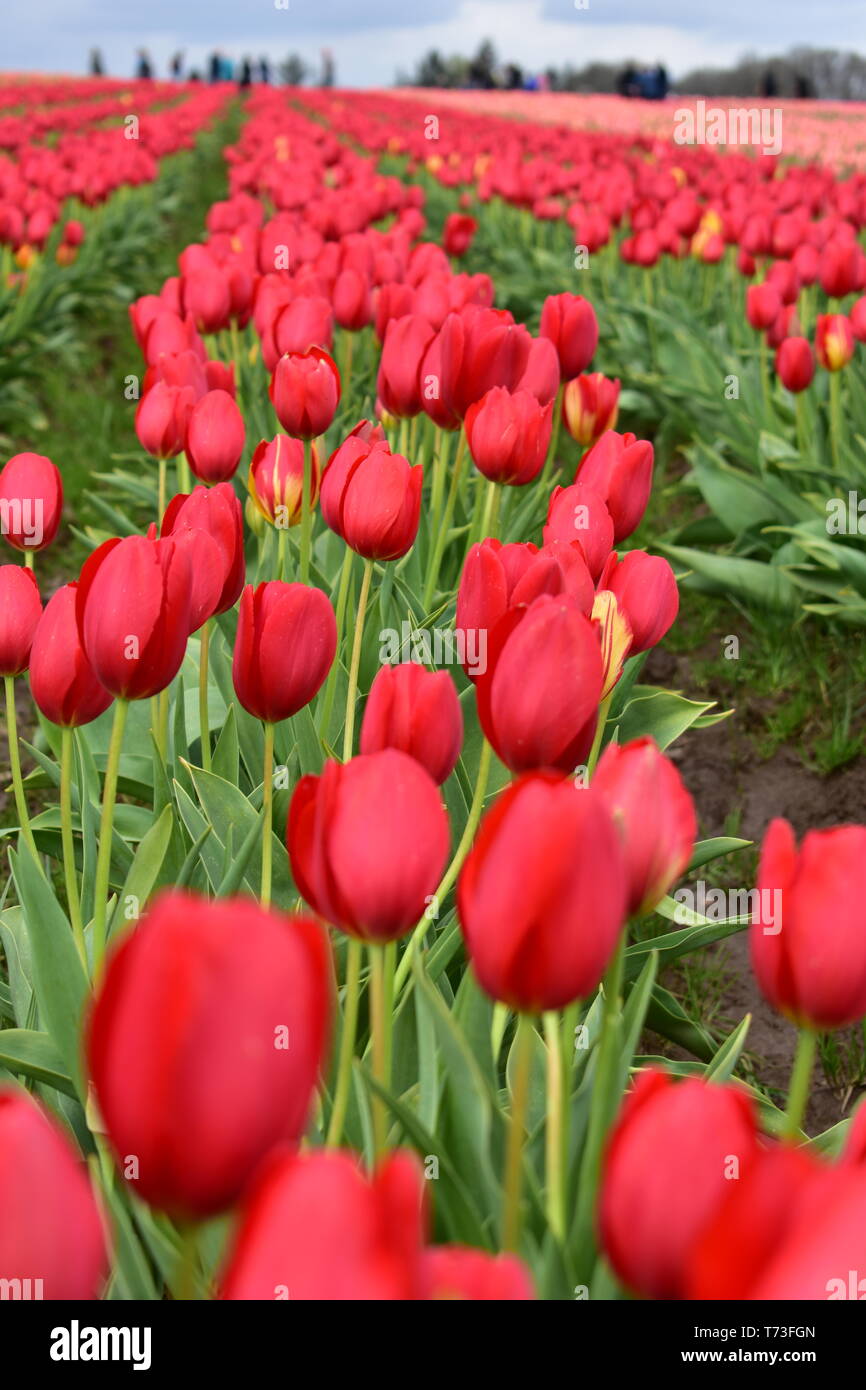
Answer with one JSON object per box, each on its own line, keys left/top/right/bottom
{"left": 321, "top": 48, "right": 335, "bottom": 87}
{"left": 208, "top": 51, "right": 220, "bottom": 83}
{"left": 258, "top": 56, "right": 271, "bottom": 84}
{"left": 136, "top": 49, "right": 153, "bottom": 80}
{"left": 239, "top": 57, "right": 253, "bottom": 89}
{"left": 170, "top": 51, "right": 184, "bottom": 80}
{"left": 89, "top": 49, "right": 104, "bottom": 77}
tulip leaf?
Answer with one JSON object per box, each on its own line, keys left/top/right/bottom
{"left": 645, "top": 982, "right": 715, "bottom": 1062}
{"left": 659, "top": 544, "right": 798, "bottom": 612}
{"left": 704, "top": 1014, "right": 752, "bottom": 1082}
{"left": 108, "top": 804, "right": 174, "bottom": 945}
{"left": 9, "top": 846, "right": 89, "bottom": 1097}
{"left": 687, "top": 836, "right": 752, "bottom": 871}
{"left": 211, "top": 703, "right": 239, "bottom": 784}
{"left": 615, "top": 686, "right": 729, "bottom": 750}
{"left": 0, "top": 908, "right": 34, "bottom": 1026}
{"left": 0, "top": 1028, "right": 76, "bottom": 1097}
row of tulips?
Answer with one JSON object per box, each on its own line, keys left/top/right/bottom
{"left": 2, "top": 87, "right": 865, "bottom": 1302}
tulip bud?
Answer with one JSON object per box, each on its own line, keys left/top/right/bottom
{"left": 377, "top": 314, "right": 437, "bottom": 418}
{"left": 746, "top": 282, "right": 782, "bottom": 331}
{"left": 248, "top": 434, "right": 319, "bottom": 530}
{"left": 333, "top": 267, "right": 373, "bottom": 330}
{"left": 686, "top": 1143, "right": 866, "bottom": 1300}
{"left": 361, "top": 663, "right": 463, "bottom": 785}
{"left": 751, "top": 818, "right": 866, "bottom": 1029}
{"left": 232, "top": 581, "right": 336, "bottom": 724}
{"left": 851, "top": 295, "right": 866, "bottom": 344}
{"left": 76, "top": 534, "right": 191, "bottom": 699}
{"left": 475, "top": 594, "right": 604, "bottom": 774}
{"left": 819, "top": 240, "right": 861, "bottom": 299}
{"left": 543, "top": 482, "right": 615, "bottom": 580}
{"left": 457, "top": 773, "right": 626, "bottom": 1010}
{"left": 0, "top": 1086, "right": 107, "bottom": 1298}
{"left": 87, "top": 891, "right": 330, "bottom": 1220}
{"left": 593, "top": 737, "right": 697, "bottom": 915}
{"left": 0, "top": 452, "right": 63, "bottom": 553}
{"left": 598, "top": 550, "right": 679, "bottom": 654}
{"left": 270, "top": 346, "right": 340, "bottom": 439}
{"left": 161, "top": 483, "right": 245, "bottom": 615}
{"left": 135, "top": 381, "right": 195, "bottom": 460}
{"left": 182, "top": 265, "right": 232, "bottom": 334}
{"left": 222, "top": 1150, "right": 425, "bottom": 1300}
{"left": 464, "top": 386, "right": 553, "bottom": 486}
{"left": 575, "top": 430, "right": 653, "bottom": 543}
{"left": 288, "top": 750, "right": 450, "bottom": 942}
{"left": 600, "top": 1068, "right": 759, "bottom": 1299}
{"left": 443, "top": 212, "right": 478, "bottom": 258}
{"left": 775, "top": 336, "right": 815, "bottom": 392}
{"left": 0, "top": 564, "right": 42, "bottom": 675}
{"left": 562, "top": 373, "right": 621, "bottom": 447}
{"left": 816, "top": 313, "right": 855, "bottom": 371}
{"left": 422, "top": 1247, "right": 534, "bottom": 1300}
{"left": 29, "top": 584, "right": 112, "bottom": 727}
{"left": 539, "top": 293, "right": 599, "bottom": 380}
{"left": 320, "top": 437, "right": 422, "bottom": 561}
{"left": 185, "top": 389, "right": 245, "bottom": 483}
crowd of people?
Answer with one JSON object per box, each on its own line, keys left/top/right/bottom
{"left": 87, "top": 48, "right": 336, "bottom": 87}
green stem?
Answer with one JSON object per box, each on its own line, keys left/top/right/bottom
{"left": 586, "top": 691, "right": 612, "bottom": 777}
{"left": 423, "top": 429, "right": 466, "bottom": 611}
{"left": 198, "top": 620, "right": 211, "bottom": 772}
{"left": 369, "top": 942, "right": 391, "bottom": 1157}
{"left": 178, "top": 452, "right": 192, "bottom": 494}
{"left": 92, "top": 698, "right": 129, "bottom": 976}
{"left": 759, "top": 334, "right": 772, "bottom": 419}
{"left": 573, "top": 936, "right": 625, "bottom": 1256}
{"left": 342, "top": 558, "right": 373, "bottom": 762}
{"left": 318, "top": 546, "right": 353, "bottom": 740}
{"left": 277, "top": 525, "right": 289, "bottom": 581}
{"left": 157, "top": 455, "right": 167, "bottom": 524}
{"left": 261, "top": 721, "right": 275, "bottom": 908}
{"left": 394, "top": 738, "right": 493, "bottom": 996}
{"left": 829, "top": 370, "right": 843, "bottom": 474}
{"left": 60, "top": 726, "right": 87, "bottom": 969}
{"left": 503, "top": 1012, "right": 534, "bottom": 1252}
{"left": 300, "top": 437, "right": 313, "bottom": 584}
{"left": 543, "top": 1009, "right": 566, "bottom": 1243}
{"left": 175, "top": 1225, "right": 200, "bottom": 1302}
{"left": 783, "top": 1028, "right": 817, "bottom": 1142}
{"left": 477, "top": 478, "right": 501, "bottom": 545}
{"left": 325, "top": 937, "right": 363, "bottom": 1148}
{"left": 4, "top": 675, "right": 39, "bottom": 860}
{"left": 23, "top": 550, "right": 34, "bottom": 573}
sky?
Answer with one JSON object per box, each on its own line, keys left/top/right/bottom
{"left": 1, "top": 0, "right": 862, "bottom": 87}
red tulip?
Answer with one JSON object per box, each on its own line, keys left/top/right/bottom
{"left": 29, "top": 584, "right": 112, "bottom": 727}
{"left": 543, "top": 482, "right": 615, "bottom": 580}
{"left": 222, "top": 1150, "right": 425, "bottom": 1300}
{"left": 182, "top": 265, "right": 232, "bottom": 334}
{"left": 374, "top": 282, "right": 415, "bottom": 342}
{"left": 422, "top": 1247, "right": 534, "bottom": 1300}
{"left": 185, "top": 389, "right": 245, "bottom": 483}
{"left": 457, "top": 772, "right": 626, "bottom": 1010}
{"left": 421, "top": 307, "right": 534, "bottom": 426}
{"left": 361, "top": 663, "right": 463, "bottom": 785}
{"left": 598, "top": 550, "right": 679, "bottom": 654}
{"left": 161, "top": 483, "right": 245, "bottom": 616}
{"left": 443, "top": 212, "right": 478, "bottom": 258}
{"left": 288, "top": 750, "right": 450, "bottom": 943}
{"left": 320, "top": 437, "right": 422, "bottom": 561}
{"left": 517, "top": 334, "right": 560, "bottom": 406}
{"left": 272, "top": 296, "right": 334, "bottom": 358}
{"left": 539, "top": 293, "right": 599, "bottom": 380}
{"left": 269, "top": 346, "right": 341, "bottom": 439}
{"left": 751, "top": 818, "right": 866, "bottom": 1029}
{"left": 816, "top": 313, "right": 855, "bottom": 371}
{"left": 377, "top": 314, "right": 437, "bottom": 418}
{"left": 135, "top": 381, "right": 195, "bottom": 460}
{"left": 575, "top": 430, "right": 654, "bottom": 543}
{"left": 775, "top": 336, "right": 815, "bottom": 392}
{"left": 248, "top": 435, "right": 319, "bottom": 529}
{"left": 76, "top": 534, "right": 191, "bottom": 699}
{"left": 232, "top": 581, "right": 336, "bottom": 724}
{"left": 593, "top": 737, "right": 697, "bottom": 915}
{"left": 475, "top": 594, "right": 604, "bottom": 774}
{"left": 87, "top": 891, "right": 330, "bottom": 1220}
{"left": 333, "top": 267, "right": 373, "bottom": 330}
{"left": 0, "top": 1087, "right": 106, "bottom": 1299}
{"left": 0, "top": 564, "right": 41, "bottom": 674}
{"left": 0, "top": 452, "right": 63, "bottom": 552}
{"left": 687, "top": 1144, "right": 866, "bottom": 1300}
{"left": 851, "top": 295, "right": 866, "bottom": 344}
{"left": 562, "top": 374, "right": 621, "bottom": 447}
{"left": 464, "top": 386, "right": 553, "bottom": 486}
{"left": 746, "top": 281, "right": 782, "bottom": 331}
{"left": 819, "top": 240, "right": 861, "bottom": 299}
{"left": 600, "top": 1068, "right": 759, "bottom": 1299}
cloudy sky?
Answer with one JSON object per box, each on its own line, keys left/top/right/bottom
{"left": 2, "top": 0, "right": 859, "bottom": 86}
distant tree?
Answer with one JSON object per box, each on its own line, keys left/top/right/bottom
{"left": 279, "top": 54, "right": 308, "bottom": 86}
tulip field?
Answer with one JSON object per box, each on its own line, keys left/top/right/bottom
{"left": 3, "top": 77, "right": 866, "bottom": 1313}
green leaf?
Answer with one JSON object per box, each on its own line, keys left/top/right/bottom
{"left": 0, "top": 1029, "right": 76, "bottom": 1096}
{"left": 109, "top": 804, "right": 174, "bottom": 945}
{"left": 9, "top": 847, "right": 89, "bottom": 1096}
{"left": 705, "top": 1014, "right": 751, "bottom": 1082}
